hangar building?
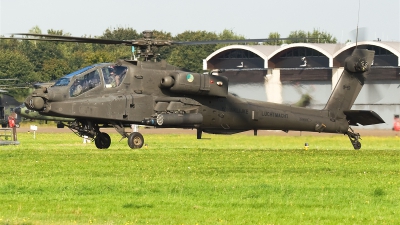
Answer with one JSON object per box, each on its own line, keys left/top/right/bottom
{"left": 204, "top": 41, "right": 400, "bottom": 129}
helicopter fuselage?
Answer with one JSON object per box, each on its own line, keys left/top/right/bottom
{"left": 26, "top": 60, "right": 348, "bottom": 136}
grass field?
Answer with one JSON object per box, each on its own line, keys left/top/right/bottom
{"left": 0, "top": 130, "right": 399, "bottom": 224}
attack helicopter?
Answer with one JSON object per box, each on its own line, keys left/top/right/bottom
{"left": 2, "top": 31, "right": 384, "bottom": 149}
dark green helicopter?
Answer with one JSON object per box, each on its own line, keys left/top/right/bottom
{"left": 3, "top": 31, "right": 384, "bottom": 149}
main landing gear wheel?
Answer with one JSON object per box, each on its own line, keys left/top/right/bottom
{"left": 347, "top": 127, "right": 362, "bottom": 150}
{"left": 128, "top": 132, "right": 144, "bottom": 149}
{"left": 94, "top": 132, "right": 111, "bottom": 149}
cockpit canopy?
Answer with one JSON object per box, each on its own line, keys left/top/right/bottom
{"left": 54, "top": 64, "right": 98, "bottom": 86}
{"left": 52, "top": 63, "right": 128, "bottom": 97}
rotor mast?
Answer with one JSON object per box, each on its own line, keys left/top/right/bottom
{"left": 133, "top": 30, "right": 171, "bottom": 61}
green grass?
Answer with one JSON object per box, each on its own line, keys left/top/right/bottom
{"left": 1, "top": 131, "right": 400, "bottom": 224}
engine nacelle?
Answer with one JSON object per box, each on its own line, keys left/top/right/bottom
{"left": 160, "top": 72, "right": 228, "bottom": 97}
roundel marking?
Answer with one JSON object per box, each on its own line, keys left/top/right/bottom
{"left": 186, "top": 74, "right": 194, "bottom": 82}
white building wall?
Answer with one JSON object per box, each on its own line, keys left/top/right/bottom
{"left": 265, "top": 69, "right": 282, "bottom": 103}
{"left": 331, "top": 67, "right": 344, "bottom": 90}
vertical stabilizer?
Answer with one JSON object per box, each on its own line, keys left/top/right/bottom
{"left": 324, "top": 49, "right": 375, "bottom": 119}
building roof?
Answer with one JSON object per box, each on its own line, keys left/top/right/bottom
{"left": 333, "top": 41, "right": 400, "bottom": 58}
{"left": 206, "top": 41, "right": 400, "bottom": 68}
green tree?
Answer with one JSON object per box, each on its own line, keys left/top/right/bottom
{"left": 99, "top": 27, "right": 142, "bottom": 61}
{"left": 0, "top": 49, "right": 38, "bottom": 83}
{"left": 16, "top": 34, "right": 64, "bottom": 73}
{"left": 47, "top": 29, "right": 71, "bottom": 36}
{"left": 101, "top": 27, "right": 140, "bottom": 40}
{"left": 29, "top": 26, "right": 42, "bottom": 34}
{"left": 168, "top": 31, "right": 218, "bottom": 72}
{"left": 84, "top": 51, "right": 115, "bottom": 65}
{"left": 287, "top": 29, "right": 337, "bottom": 44}
{"left": 41, "top": 58, "right": 71, "bottom": 81}
{"left": 0, "top": 38, "right": 19, "bottom": 51}
{"left": 264, "top": 32, "right": 283, "bottom": 45}
{"left": 215, "top": 29, "right": 246, "bottom": 49}
{"left": 287, "top": 30, "right": 308, "bottom": 43}
{"left": 65, "top": 50, "right": 88, "bottom": 71}
{"left": 308, "top": 29, "right": 337, "bottom": 43}
{"left": 152, "top": 30, "right": 174, "bottom": 61}
{"left": 218, "top": 29, "right": 263, "bottom": 46}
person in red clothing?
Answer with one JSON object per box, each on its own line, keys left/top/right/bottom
{"left": 8, "top": 112, "right": 16, "bottom": 128}
{"left": 7, "top": 112, "right": 17, "bottom": 141}
{"left": 393, "top": 115, "right": 400, "bottom": 131}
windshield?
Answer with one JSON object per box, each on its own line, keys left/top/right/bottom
{"left": 70, "top": 70, "right": 101, "bottom": 97}
{"left": 53, "top": 65, "right": 98, "bottom": 86}
{"left": 53, "top": 78, "right": 71, "bottom": 86}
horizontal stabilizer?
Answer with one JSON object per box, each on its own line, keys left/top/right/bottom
{"left": 343, "top": 110, "right": 385, "bottom": 126}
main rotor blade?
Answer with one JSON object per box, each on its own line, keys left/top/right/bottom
{"left": 0, "top": 36, "right": 99, "bottom": 43}
{"left": 172, "top": 38, "right": 315, "bottom": 45}
{"left": 4, "top": 33, "right": 323, "bottom": 46}
{"left": 9, "top": 33, "right": 133, "bottom": 45}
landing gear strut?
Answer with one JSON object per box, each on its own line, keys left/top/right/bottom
{"left": 68, "top": 120, "right": 146, "bottom": 149}
{"left": 197, "top": 129, "right": 202, "bottom": 139}
{"left": 68, "top": 120, "right": 112, "bottom": 149}
{"left": 347, "top": 127, "right": 361, "bottom": 150}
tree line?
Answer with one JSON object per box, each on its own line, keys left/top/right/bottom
{"left": 0, "top": 26, "right": 337, "bottom": 99}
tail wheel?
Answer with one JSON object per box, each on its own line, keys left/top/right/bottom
{"left": 353, "top": 141, "right": 361, "bottom": 150}
{"left": 94, "top": 132, "right": 111, "bottom": 149}
{"left": 128, "top": 132, "right": 144, "bottom": 149}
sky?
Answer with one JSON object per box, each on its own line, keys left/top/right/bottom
{"left": 0, "top": 0, "right": 399, "bottom": 43}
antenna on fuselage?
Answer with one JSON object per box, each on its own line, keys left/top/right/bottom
{"left": 355, "top": 0, "right": 361, "bottom": 47}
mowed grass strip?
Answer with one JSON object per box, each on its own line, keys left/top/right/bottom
{"left": 0, "top": 131, "right": 399, "bottom": 224}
